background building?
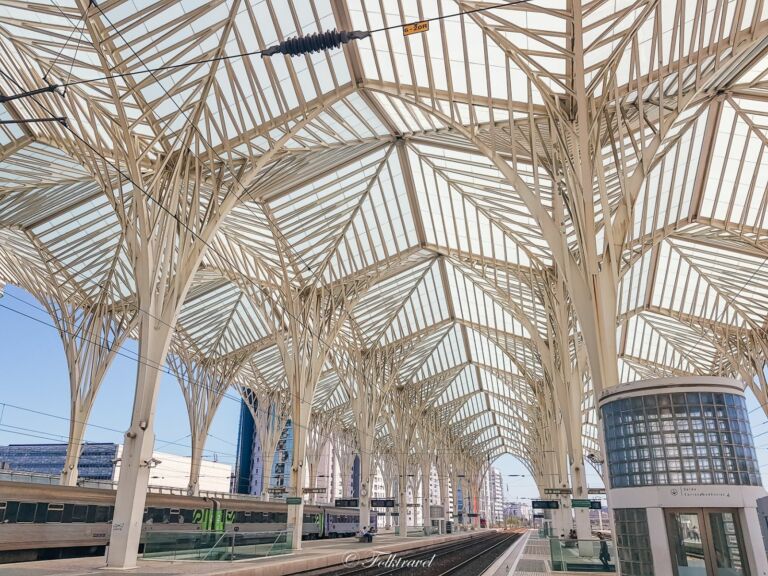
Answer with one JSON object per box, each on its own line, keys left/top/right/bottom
{"left": 233, "top": 399, "right": 293, "bottom": 496}
{"left": 485, "top": 467, "right": 504, "bottom": 525}
{"left": 504, "top": 501, "right": 532, "bottom": 526}
{"left": 0, "top": 443, "right": 231, "bottom": 493}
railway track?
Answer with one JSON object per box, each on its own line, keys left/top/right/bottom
{"left": 302, "top": 531, "right": 520, "bottom": 576}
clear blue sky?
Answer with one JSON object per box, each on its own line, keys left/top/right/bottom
{"left": 2, "top": 283, "right": 767, "bottom": 494}
{"left": 0, "top": 285, "right": 241, "bottom": 468}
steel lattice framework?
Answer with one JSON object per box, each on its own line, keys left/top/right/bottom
{"left": 1, "top": 0, "right": 767, "bottom": 562}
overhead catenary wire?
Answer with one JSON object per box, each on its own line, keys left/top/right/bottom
{"left": 0, "top": 9, "right": 527, "bottom": 460}
{"left": 0, "top": 299, "right": 505, "bottom": 468}
{"left": 0, "top": 0, "right": 542, "bottom": 463}
{"left": 0, "top": 0, "right": 533, "bottom": 103}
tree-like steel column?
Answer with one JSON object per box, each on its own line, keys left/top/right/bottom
{"left": 414, "top": 413, "right": 439, "bottom": 535}
{"left": 236, "top": 381, "right": 291, "bottom": 501}
{"left": 264, "top": 270, "right": 363, "bottom": 550}
{"left": 376, "top": 450, "right": 397, "bottom": 530}
{"left": 305, "top": 412, "right": 334, "bottom": 505}
{"left": 0, "top": 246, "right": 137, "bottom": 486}
{"left": 389, "top": 388, "right": 416, "bottom": 537}
{"left": 333, "top": 430, "right": 357, "bottom": 499}
{"left": 335, "top": 339, "right": 409, "bottom": 532}
{"left": 167, "top": 343, "right": 246, "bottom": 495}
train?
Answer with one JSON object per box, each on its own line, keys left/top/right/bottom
{"left": 0, "top": 481, "right": 377, "bottom": 563}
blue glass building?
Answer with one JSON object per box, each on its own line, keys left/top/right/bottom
{"left": 233, "top": 399, "right": 294, "bottom": 495}
{"left": 0, "top": 443, "right": 119, "bottom": 480}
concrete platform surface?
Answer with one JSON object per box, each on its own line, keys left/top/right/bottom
{"left": 0, "top": 530, "right": 491, "bottom": 576}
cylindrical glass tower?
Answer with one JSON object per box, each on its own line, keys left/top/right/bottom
{"left": 599, "top": 377, "right": 767, "bottom": 576}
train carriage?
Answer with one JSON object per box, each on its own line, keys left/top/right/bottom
{"left": 0, "top": 481, "right": 374, "bottom": 563}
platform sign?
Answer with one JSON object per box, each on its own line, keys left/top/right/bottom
{"left": 544, "top": 488, "right": 572, "bottom": 495}
{"left": 588, "top": 487, "right": 606, "bottom": 495}
{"left": 335, "top": 498, "right": 359, "bottom": 508}
{"left": 572, "top": 499, "right": 591, "bottom": 508}
{"left": 267, "top": 487, "right": 286, "bottom": 494}
{"left": 590, "top": 500, "right": 603, "bottom": 510}
{"left": 532, "top": 500, "right": 560, "bottom": 509}
{"left": 303, "top": 487, "right": 326, "bottom": 494}
{"left": 371, "top": 498, "right": 396, "bottom": 508}
{"left": 403, "top": 21, "right": 429, "bottom": 36}
{"left": 430, "top": 505, "right": 444, "bottom": 518}
{"left": 390, "top": 512, "right": 400, "bottom": 517}
{"left": 286, "top": 497, "right": 303, "bottom": 505}
{"left": 406, "top": 503, "right": 421, "bottom": 507}
{"left": 467, "top": 513, "right": 479, "bottom": 518}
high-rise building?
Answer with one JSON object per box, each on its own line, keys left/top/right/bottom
{"left": 486, "top": 467, "right": 504, "bottom": 525}
{"left": 233, "top": 399, "right": 293, "bottom": 495}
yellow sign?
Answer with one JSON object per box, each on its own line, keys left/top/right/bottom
{"left": 403, "top": 21, "right": 429, "bottom": 36}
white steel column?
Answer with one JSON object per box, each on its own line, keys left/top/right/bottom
{"left": 421, "top": 459, "right": 432, "bottom": 534}
{"left": 108, "top": 309, "right": 177, "bottom": 568}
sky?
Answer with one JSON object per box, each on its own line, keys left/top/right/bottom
{"left": 2, "top": 282, "right": 768, "bottom": 499}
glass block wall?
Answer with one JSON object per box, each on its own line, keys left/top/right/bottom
{"left": 602, "top": 391, "right": 760, "bottom": 488}
{"left": 613, "top": 508, "right": 654, "bottom": 576}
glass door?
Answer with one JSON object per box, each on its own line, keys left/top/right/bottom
{"left": 666, "top": 509, "right": 750, "bottom": 576}
{"left": 667, "top": 511, "right": 708, "bottom": 576}
{"left": 707, "top": 511, "right": 748, "bottom": 576}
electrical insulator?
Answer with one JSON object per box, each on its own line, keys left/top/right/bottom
{"left": 262, "top": 29, "right": 370, "bottom": 58}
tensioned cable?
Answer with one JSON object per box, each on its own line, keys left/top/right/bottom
{"left": 0, "top": 300, "right": 510, "bottom": 462}
{"left": 0, "top": 0, "right": 533, "bottom": 102}
{"left": 0, "top": 61, "right": 507, "bottom": 455}
{"left": 9, "top": 3, "right": 543, "bottom": 402}
{"left": 0, "top": 0, "right": 540, "bottom": 457}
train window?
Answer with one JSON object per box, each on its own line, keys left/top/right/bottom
{"left": 146, "top": 508, "right": 170, "bottom": 524}
{"left": 34, "top": 502, "right": 48, "bottom": 523}
{"left": 5, "top": 502, "right": 19, "bottom": 523}
{"left": 0, "top": 502, "right": 5, "bottom": 523}
{"left": 93, "top": 506, "right": 110, "bottom": 523}
{"left": 62, "top": 504, "right": 74, "bottom": 523}
{"left": 72, "top": 504, "right": 88, "bottom": 522}
{"left": 179, "top": 509, "right": 194, "bottom": 524}
{"left": 47, "top": 504, "right": 65, "bottom": 523}
{"left": 86, "top": 505, "right": 97, "bottom": 523}
{"left": 17, "top": 502, "right": 36, "bottom": 523}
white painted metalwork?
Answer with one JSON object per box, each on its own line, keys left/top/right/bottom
{"left": 0, "top": 0, "right": 766, "bottom": 566}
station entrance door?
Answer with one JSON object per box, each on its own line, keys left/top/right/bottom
{"left": 665, "top": 509, "right": 750, "bottom": 576}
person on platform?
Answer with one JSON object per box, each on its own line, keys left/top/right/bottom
{"left": 598, "top": 532, "right": 611, "bottom": 570}
{"left": 357, "top": 526, "right": 373, "bottom": 543}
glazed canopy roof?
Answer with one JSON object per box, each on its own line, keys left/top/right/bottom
{"left": 1, "top": 0, "right": 767, "bottom": 465}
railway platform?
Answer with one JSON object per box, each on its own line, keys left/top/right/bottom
{"left": 494, "top": 530, "right": 614, "bottom": 576}
{"left": 0, "top": 529, "right": 491, "bottom": 576}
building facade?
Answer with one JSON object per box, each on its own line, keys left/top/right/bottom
{"left": 233, "top": 399, "right": 294, "bottom": 496}
{"left": 0, "top": 443, "right": 118, "bottom": 480}
{"left": 0, "top": 443, "right": 231, "bottom": 492}
{"left": 486, "top": 467, "right": 504, "bottom": 525}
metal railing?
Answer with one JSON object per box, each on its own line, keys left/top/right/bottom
{"left": 549, "top": 537, "right": 616, "bottom": 572}
{"left": 142, "top": 530, "right": 291, "bottom": 561}
{"left": 0, "top": 470, "right": 267, "bottom": 501}
{"left": 0, "top": 470, "right": 61, "bottom": 485}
